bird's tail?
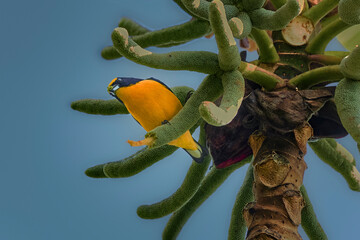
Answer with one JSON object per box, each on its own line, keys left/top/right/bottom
{"left": 183, "top": 139, "right": 208, "bottom": 163}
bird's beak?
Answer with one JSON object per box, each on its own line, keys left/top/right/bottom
{"left": 107, "top": 84, "right": 120, "bottom": 96}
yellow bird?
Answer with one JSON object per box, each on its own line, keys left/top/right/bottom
{"left": 107, "top": 77, "right": 207, "bottom": 163}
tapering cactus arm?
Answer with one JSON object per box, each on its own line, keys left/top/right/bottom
{"left": 136, "top": 125, "right": 211, "bottom": 219}
{"left": 209, "top": 0, "right": 241, "bottom": 71}
{"left": 162, "top": 157, "right": 252, "bottom": 240}
{"left": 288, "top": 65, "right": 343, "bottom": 89}
{"left": 248, "top": 0, "right": 302, "bottom": 30}
{"left": 118, "top": 18, "right": 150, "bottom": 36}
{"left": 238, "top": 62, "right": 283, "bottom": 90}
{"left": 338, "top": 0, "right": 360, "bottom": 25}
{"left": 300, "top": 185, "right": 328, "bottom": 240}
{"left": 340, "top": 45, "right": 360, "bottom": 80}
{"left": 228, "top": 164, "right": 254, "bottom": 240}
{"left": 309, "top": 138, "right": 360, "bottom": 191}
{"left": 111, "top": 28, "right": 220, "bottom": 74}
{"left": 250, "top": 28, "right": 280, "bottom": 63}
{"left": 103, "top": 19, "right": 211, "bottom": 60}
{"left": 302, "top": 0, "right": 339, "bottom": 24}
{"left": 146, "top": 74, "right": 223, "bottom": 148}
{"left": 71, "top": 99, "right": 129, "bottom": 115}
{"left": 181, "top": 0, "right": 239, "bottom": 21}
{"left": 306, "top": 17, "right": 351, "bottom": 54}
{"left": 229, "top": 12, "right": 252, "bottom": 39}
{"left": 199, "top": 70, "right": 245, "bottom": 126}
{"left": 85, "top": 145, "right": 178, "bottom": 178}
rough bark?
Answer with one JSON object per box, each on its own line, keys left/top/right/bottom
{"left": 243, "top": 124, "right": 312, "bottom": 240}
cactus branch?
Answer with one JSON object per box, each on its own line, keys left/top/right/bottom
{"left": 229, "top": 12, "right": 252, "bottom": 39}
{"left": 163, "top": 156, "right": 252, "bottom": 240}
{"left": 288, "top": 65, "right": 343, "bottom": 89}
{"left": 250, "top": 28, "right": 280, "bottom": 63}
{"left": 228, "top": 163, "right": 254, "bottom": 240}
{"left": 238, "top": 62, "right": 283, "bottom": 90}
{"left": 209, "top": 0, "right": 241, "bottom": 71}
{"left": 181, "top": 0, "right": 239, "bottom": 20}
{"left": 306, "top": 17, "right": 351, "bottom": 54}
{"left": 111, "top": 28, "right": 221, "bottom": 74}
{"left": 248, "top": 0, "right": 301, "bottom": 30}
{"left": 118, "top": 18, "right": 150, "bottom": 36}
{"left": 302, "top": 0, "right": 339, "bottom": 24}
{"left": 340, "top": 45, "right": 360, "bottom": 80}
{"left": 338, "top": 0, "right": 360, "bottom": 25}
{"left": 85, "top": 145, "right": 178, "bottom": 178}
{"left": 103, "top": 19, "right": 211, "bottom": 60}
{"left": 71, "top": 99, "right": 129, "bottom": 115}
{"left": 300, "top": 185, "right": 328, "bottom": 240}
{"left": 200, "top": 70, "right": 245, "bottom": 126}
{"left": 309, "top": 138, "right": 360, "bottom": 191}
{"left": 136, "top": 125, "right": 211, "bottom": 219}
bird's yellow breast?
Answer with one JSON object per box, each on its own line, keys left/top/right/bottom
{"left": 116, "top": 80, "right": 183, "bottom": 131}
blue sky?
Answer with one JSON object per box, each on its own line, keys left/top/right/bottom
{"left": 1, "top": 0, "right": 359, "bottom": 239}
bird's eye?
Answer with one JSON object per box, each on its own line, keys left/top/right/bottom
{"left": 242, "top": 114, "right": 258, "bottom": 129}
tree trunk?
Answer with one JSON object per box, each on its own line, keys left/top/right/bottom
{"left": 243, "top": 124, "right": 312, "bottom": 240}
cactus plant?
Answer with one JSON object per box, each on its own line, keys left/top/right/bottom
{"left": 72, "top": 0, "right": 360, "bottom": 239}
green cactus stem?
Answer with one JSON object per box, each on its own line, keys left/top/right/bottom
{"left": 306, "top": 17, "right": 351, "bottom": 54}
{"left": 300, "top": 185, "right": 328, "bottom": 240}
{"left": 162, "top": 156, "right": 252, "bottom": 240}
{"left": 85, "top": 145, "right": 178, "bottom": 178}
{"left": 270, "top": 0, "right": 287, "bottom": 9}
{"left": 324, "top": 51, "right": 350, "bottom": 58}
{"left": 248, "top": 0, "right": 301, "bottom": 30}
{"left": 228, "top": 163, "right": 254, "bottom": 240}
{"left": 335, "top": 78, "right": 360, "bottom": 146}
{"left": 173, "top": 0, "right": 200, "bottom": 18}
{"left": 250, "top": 28, "right": 280, "bottom": 63}
{"left": 103, "top": 19, "right": 211, "bottom": 60}
{"left": 238, "top": 61, "right": 283, "bottom": 90}
{"left": 181, "top": 0, "right": 239, "bottom": 21}
{"left": 118, "top": 18, "right": 150, "bottom": 36}
{"left": 229, "top": 12, "right": 252, "bottom": 39}
{"left": 199, "top": 70, "right": 245, "bottom": 126}
{"left": 340, "top": 45, "right": 360, "bottom": 80}
{"left": 242, "top": 0, "right": 266, "bottom": 11}
{"left": 302, "top": 0, "right": 339, "bottom": 24}
{"left": 136, "top": 125, "right": 210, "bottom": 219}
{"left": 309, "top": 138, "right": 360, "bottom": 191}
{"left": 338, "top": 0, "right": 360, "bottom": 25}
{"left": 71, "top": 99, "right": 129, "bottom": 115}
{"left": 307, "top": 54, "right": 343, "bottom": 65}
{"left": 209, "top": 0, "right": 241, "bottom": 71}
{"left": 288, "top": 65, "right": 343, "bottom": 89}
{"left": 146, "top": 74, "right": 223, "bottom": 148}
{"left": 111, "top": 28, "right": 221, "bottom": 74}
